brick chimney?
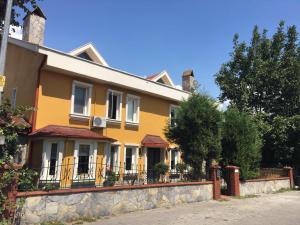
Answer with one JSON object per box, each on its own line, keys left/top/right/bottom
{"left": 22, "top": 7, "right": 46, "bottom": 45}
{"left": 182, "top": 69, "right": 195, "bottom": 92}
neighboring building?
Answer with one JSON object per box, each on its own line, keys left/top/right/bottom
{"left": 4, "top": 7, "right": 195, "bottom": 187}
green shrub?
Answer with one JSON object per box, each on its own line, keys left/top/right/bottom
{"left": 221, "top": 107, "right": 262, "bottom": 180}
{"left": 154, "top": 162, "right": 169, "bottom": 176}
{"left": 104, "top": 170, "right": 117, "bottom": 187}
{"left": 176, "top": 163, "right": 187, "bottom": 174}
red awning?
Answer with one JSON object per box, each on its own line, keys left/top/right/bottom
{"left": 141, "top": 134, "right": 169, "bottom": 148}
{"left": 29, "top": 125, "right": 116, "bottom": 142}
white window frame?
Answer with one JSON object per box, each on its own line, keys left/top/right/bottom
{"left": 169, "top": 104, "right": 178, "bottom": 126}
{"left": 170, "top": 149, "right": 179, "bottom": 172}
{"left": 106, "top": 89, "right": 123, "bottom": 122}
{"left": 106, "top": 143, "right": 121, "bottom": 173}
{"left": 125, "top": 94, "right": 140, "bottom": 125}
{"left": 11, "top": 88, "right": 17, "bottom": 108}
{"left": 124, "top": 145, "right": 139, "bottom": 173}
{"left": 40, "top": 140, "right": 64, "bottom": 181}
{"left": 70, "top": 80, "right": 92, "bottom": 117}
{"left": 73, "top": 141, "right": 97, "bottom": 180}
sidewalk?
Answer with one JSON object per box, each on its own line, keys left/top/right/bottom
{"left": 83, "top": 191, "right": 300, "bottom": 225}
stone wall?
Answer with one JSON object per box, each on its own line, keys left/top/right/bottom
{"left": 240, "top": 178, "right": 290, "bottom": 196}
{"left": 17, "top": 183, "right": 213, "bottom": 224}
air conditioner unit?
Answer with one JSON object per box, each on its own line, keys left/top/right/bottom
{"left": 92, "top": 116, "right": 106, "bottom": 128}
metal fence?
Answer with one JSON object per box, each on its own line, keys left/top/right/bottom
{"left": 18, "top": 161, "right": 207, "bottom": 191}
{"left": 259, "top": 168, "right": 288, "bottom": 179}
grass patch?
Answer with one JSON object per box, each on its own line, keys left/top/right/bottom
{"left": 71, "top": 217, "right": 97, "bottom": 225}
{"left": 40, "top": 221, "right": 66, "bottom": 225}
{"left": 233, "top": 194, "right": 259, "bottom": 199}
{"left": 272, "top": 188, "right": 292, "bottom": 194}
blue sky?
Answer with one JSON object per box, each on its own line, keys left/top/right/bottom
{"left": 21, "top": 0, "right": 300, "bottom": 98}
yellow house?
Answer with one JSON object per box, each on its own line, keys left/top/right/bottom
{"left": 4, "top": 8, "right": 194, "bottom": 187}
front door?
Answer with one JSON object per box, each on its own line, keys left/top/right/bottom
{"left": 147, "top": 148, "right": 161, "bottom": 183}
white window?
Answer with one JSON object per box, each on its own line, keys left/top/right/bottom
{"left": 170, "top": 149, "right": 179, "bottom": 171}
{"left": 108, "top": 144, "right": 120, "bottom": 173}
{"left": 106, "top": 90, "right": 122, "bottom": 121}
{"left": 124, "top": 146, "right": 138, "bottom": 173}
{"left": 73, "top": 141, "right": 97, "bottom": 179}
{"left": 41, "top": 141, "right": 64, "bottom": 181}
{"left": 126, "top": 95, "right": 140, "bottom": 124}
{"left": 71, "top": 81, "right": 92, "bottom": 116}
{"left": 169, "top": 105, "right": 178, "bottom": 127}
{"left": 11, "top": 88, "right": 17, "bottom": 108}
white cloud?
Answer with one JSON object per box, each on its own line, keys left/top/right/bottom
{"left": 9, "top": 26, "right": 22, "bottom": 40}
{"left": 175, "top": 85, "right": 182, "bottom": 90}
{"left": 217, "top": 100, "right": 230, "bottom": 111}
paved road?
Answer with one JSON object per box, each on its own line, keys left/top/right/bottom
{"left": 84, "top": 191, "right": 300, "bottom": 225}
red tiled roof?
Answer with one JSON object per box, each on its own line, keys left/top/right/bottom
{"left": 141, "top": 134, "right": 169, "bottom": 148}
{"left": 29, "top": 125, "right": 116, "bottom": 142}
{"left": 0, "top": 116, "right": 31, "bottom": 127}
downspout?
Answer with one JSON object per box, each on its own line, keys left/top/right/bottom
{"left": 31, "top": 55, "right": 47, "bottom": 131}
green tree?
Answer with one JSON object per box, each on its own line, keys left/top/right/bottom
{"left": 215, "top": 21, "right": 300, "bottom": 167}
{"left": 165, "top": 93, "right": 222, "bottom": 180}
{"left": 0, "top": 0, "right": 41, "bottom": 31}
{"left": 221, "top": 107, "right": 262, "bottom": 180}
{"left": 0, "top": 100, "right": 31, "bottom": 162}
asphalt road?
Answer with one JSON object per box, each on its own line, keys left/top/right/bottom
{"left": 83, "top": 191, "right": 300, "bottom": 225}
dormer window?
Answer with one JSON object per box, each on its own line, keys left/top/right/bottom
{"left": 77, "top": 52, "right": 93, "bottom": 61}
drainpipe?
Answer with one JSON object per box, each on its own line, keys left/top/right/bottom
{"left": 31, "top": 55, "right": 47, "bottom": 131}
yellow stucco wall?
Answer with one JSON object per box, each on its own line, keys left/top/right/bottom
{"left": 3, "top": 43, "right": 44, "bottom": 119}
{"left": 34, "top": 70, "right": 178, "bottom": 172}
{"left": 36, "top": 70, "right": 176, "bottom": 145}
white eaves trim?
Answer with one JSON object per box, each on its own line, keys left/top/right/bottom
{"left": 8, "top": 37, "right": 190, "bottom": 102}
{"left": 69, "top": 43, "right": 109, "bottom": 67}
{"left": 38, "top": 47, "right": 190, "bottom": 102}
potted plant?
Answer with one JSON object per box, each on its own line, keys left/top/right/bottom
{"left": 176, "top": 163, "right": 187, "bottom": 181}
{"left": 154, "top": 162, "right": 169, "bottom": 183}
{"left": 103, "top": 170, "right": 117, "bottom": 187}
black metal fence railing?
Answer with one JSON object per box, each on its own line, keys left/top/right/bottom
{"left": 18, "top": 161, "right": 207, "bottom": 191}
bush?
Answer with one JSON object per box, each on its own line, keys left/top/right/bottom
{"left": 103, "top": 170, "right": 117, "bottom": 187}
{"left": 221, "top": 107, "right": 262, "bottom": 180}
{"left": 165, "top": 93, "right": 222, "bottom": 180}
{"left": 176, "top": 163, "right": 187, "bottom": 174}
{"left": 18, "top": 168, "right": 38, "bottom": 191}
{"left": 154, "top": 162, "right": 169, "bottom": 176}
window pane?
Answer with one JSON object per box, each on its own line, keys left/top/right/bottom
{"left": 78, "top": 144, "right": 90, "bottom": 174}
{"left": 108, "top": 92, "right": 119, "bottom": 119}
{"left": 49, "top": 143, "right": 58, "bottom": 176}
{"left": 74, "top": 86, "right": 87, "bottom": 114}
{"left": 171, "top": 150, "right": 175, "bottom": 170}
{"left": 170, "top": 107, "right": 177, "bottom": 126}
{"left": 110, "top": 146, "right": 118, "bottom": 170}
{"left": 127, "top": 99, "right": 134, "bottom": 122}
{"left": 126, "top": 148, "right": 132, "bottom": 170}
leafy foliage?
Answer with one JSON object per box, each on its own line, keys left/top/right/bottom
{"left": 154, "top": 162, "right": 169, "bottom": 176}
{"left": 263, "top": 115, "right": 300, "bottom": 167}
{"left": 221, "top": 107, "right": 262, "bottom": 180}
{"left": 0, "top": 0, "right": 42, "bottom": 31}
{"left": 215, "top": 22, "right": 300, "bottom": 167}
{"left": 165, "top": 93, "right": 222, "bottom": 180}
{"left": 0, "top": 100, "right": 32, "bottom": 162}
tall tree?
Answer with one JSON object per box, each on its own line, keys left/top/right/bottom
{"left": 165, "top": 93, "right": 222, "bottom": 179}
{"left": 0, "top": 0, "right": 41, "bottom": 31}
{"left": 215, "top": 22, "right": 300, "bottom": 167}
{"left": 221, "top": 107, "right": 262, "bottom": 180}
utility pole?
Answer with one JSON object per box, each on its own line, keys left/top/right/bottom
{"left": 0, "top": 0, "right": 13, "bottom": 104}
